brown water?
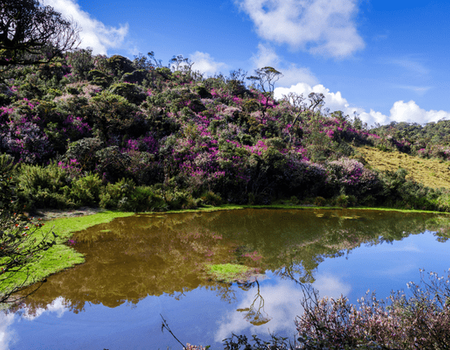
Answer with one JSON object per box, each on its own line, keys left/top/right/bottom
{"left": 3, "top": 209, "right": 450, "bottom": 349}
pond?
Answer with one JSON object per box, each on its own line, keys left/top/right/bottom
{"left": 2, "top": 209, "right": 450, "bottom": 349}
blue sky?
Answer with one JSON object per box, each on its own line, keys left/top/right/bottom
{"left": 44, "top": 0, "right": 450, "bottom": 126}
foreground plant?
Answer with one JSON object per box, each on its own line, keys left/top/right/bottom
{"left": 296, "top": 269, "right": 450, "bottom": 349}
{"left": 0, "top": 155, "right": 57, "bottom": 304}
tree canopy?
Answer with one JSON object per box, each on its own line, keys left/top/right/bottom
{"left": 0, "top": 0, "right": 80, "bottom": 67}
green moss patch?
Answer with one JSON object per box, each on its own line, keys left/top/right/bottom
{"left": 207, "top": 263, "right": 260, "bottom": 283}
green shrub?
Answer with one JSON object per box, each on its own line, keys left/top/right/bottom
{"left": 68, "top": 173, "right": 103, "bottom": 207}
{"left": 16, "top": 163, "right": 74, "bottom": 210}
{"left": 128, "top": 186, "right": 167, "bottom": 212}
{"left": 99, "top": 178, "right": 136, "bottom": 210}
{"left": 163, "top": 189, "right": 198, "bottom": 210}
{"left": 87, "top": 69, "right": 112, "bottom": 87}
{"left": 290, "top": 195, "right": 300, "bottom": 205}
{"left": 335, "top": 193, "right": 349, "bottom": 208}
{"left": 65, "top": 137, "right": 103, "bottom": 171}
{"left": 201, "top": 191, "right": 222, "bottom": 206}
{"left": 314, "top": 196, "right": 326, "bottom": 206}
{"left": 109, "top": 82, "right": 146, "bottom": 104}
{"left": 95, "top": 146, "right": 132, "bottom": 183}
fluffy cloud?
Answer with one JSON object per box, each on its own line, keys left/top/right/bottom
{"left": 386, "top": 100, "right": 450, "bottom": 124}
{"left": 43, "top": 0, "right": 128, "bottom": 55}
{"left": 274, "top": 83, "right": 450, "bottom": 126}
{"left": 235, "top": 0, "right": 364, "bottom": 57}
{"left": 189, "top": 52, "right": 227, "bottom": 76}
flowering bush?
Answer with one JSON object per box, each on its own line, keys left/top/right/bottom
{"left": 326, "top": 158, "right": 379, "bottom": 197}
{"left": 1, "top": 49, "right": 449, "bottom": 212}
{"left": 296, "top": 270, "right": 450, "bottom": 349}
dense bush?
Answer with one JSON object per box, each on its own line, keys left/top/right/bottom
{"left": 16, "top": 163, "right": 75, "bottom": 210}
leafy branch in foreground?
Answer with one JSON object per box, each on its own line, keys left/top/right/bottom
{"left": 0, "top": 154, "right": 57, "bottom": 304}
{"left": 0, "top": 0, "right": 80, "bottom": 68}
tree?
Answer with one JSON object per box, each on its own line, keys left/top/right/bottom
{"left": 169, "top": 54, "right": 194, "bottom": 72}
{"left": 0, "top": 0, "right": 80, "bottom": 67}
{"left": 246, "top": 66, "right": 282, "bottom": 96}
{"left": 0, "top": 155, "right": 56, "bottom": 304}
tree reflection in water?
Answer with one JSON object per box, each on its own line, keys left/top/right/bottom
{"left": 237, "top": 279, "right": 272, "bottom": 326}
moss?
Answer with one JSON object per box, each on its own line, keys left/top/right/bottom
{"left": 207, "top": 263, "right": 253, "bottom": 283}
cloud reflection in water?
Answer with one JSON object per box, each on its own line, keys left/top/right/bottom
{"left": 215, "top": 273, "right": 351, "bottom": 342}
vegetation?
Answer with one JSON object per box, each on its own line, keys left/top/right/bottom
{"left": 357, "top": 146, "right": 450, "bottom": 189}
{"left": 0, "top": 209, "right": 134, "bottom": 302}
{"left": 296, "top": 269, "right": 450, "bottom": 349}
{"left": 207, "top": 263, "right": 255, "bottom": 283}
{"left": 0, "top": 154, "right": 56, "bottom": 303}
{"left": 0, "top": 46, "right": 449, "bottom": 214}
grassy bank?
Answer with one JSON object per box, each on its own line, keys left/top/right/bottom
{"left": 1, "top": 211, "right": 135, "bottom": 296}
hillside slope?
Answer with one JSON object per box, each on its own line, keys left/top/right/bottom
{"left": 357, "top": 146, "right": 450, "bottom": 189}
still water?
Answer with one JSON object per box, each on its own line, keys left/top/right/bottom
{"left": 2, "top": 209, "right": 450, "bottom": 349}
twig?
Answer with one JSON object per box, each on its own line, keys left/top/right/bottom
{"left": 160, "top": 314, "right": 186, "bottom": 349}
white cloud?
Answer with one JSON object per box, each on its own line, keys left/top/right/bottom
{"left": 387, "top": 100, "right": 450, "bottom": 124}
{"left": 0, "top": 312, "right": 16, "bottom": 350}
{"left": 43, "top": 0, "right": 129, "bottom": 55}
{"left": 236, "top": 0, "right": 364, "bottom": 58}
{"left": 252, "top": 44, "right": 319, "bottom": 87}
{"left": 21, "top": 297, "right": 69, "bottom": 321}
{"left": 251, "top": 43, "right": 281, "bottom": 68}
{"left": 275, "top": 83, "right": 450, "bottom": 126}
{"left": 189, "top": 52, "right": 227, "bottom": 76}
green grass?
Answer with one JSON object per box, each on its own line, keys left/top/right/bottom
{"left": 144, "top": 203, "right": 449, "bottom": 215}
{"left": 357, "top": 146, "right": 450, "bottom": 189}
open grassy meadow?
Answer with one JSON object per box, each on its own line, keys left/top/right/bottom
{"left": 356, "top": 146, "right": 450, "bottom": 189}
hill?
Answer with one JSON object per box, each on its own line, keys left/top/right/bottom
{"left": 1, "top": 50, "right": 449, "bottom": 212}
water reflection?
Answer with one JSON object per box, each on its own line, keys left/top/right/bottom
{"left": 7, "top": 209, "right": 450, "bottom": 348}
{"left": 0, "top": 312, "right": 15, "bottom": 350}
{"left": 215, "top": 273, "right": 351, "bottom": 342}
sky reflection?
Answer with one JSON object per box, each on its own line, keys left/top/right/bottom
{"left": 214, "top": 273, "right": 351, "bottom": 342}
{"left": 0, "top": 312, "right": 15, "bottom": 350}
